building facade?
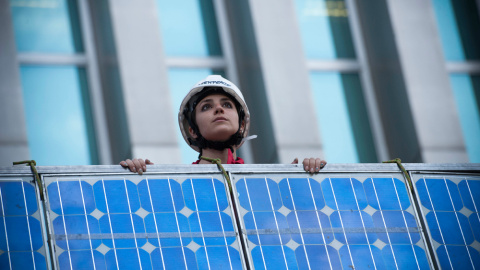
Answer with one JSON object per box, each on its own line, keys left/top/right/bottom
{"left": 1, "top": 0, "right": 479, "bottom": 166}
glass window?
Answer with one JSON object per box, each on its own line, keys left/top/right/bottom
{"left": 10, "top": 0, "right": 83, "bottom": 53}
{"left": 156, "top": 0, "right": 222, "bottom": 57}
{"left": 20, "top": 66, "right": 97, "bottom": 165}
{"left": 168, "top": 68, "right": 225, "bottom": 164}
{"left": 449, "top": 74, "right": 480, "bottom": 162}
{"left": 310, "top": 72, "right": 376, "bottom": 163}
{"left": 432, "top": 0, "right": 480, "bottom": 61}
{"left": 294, "top": 0, "right": 356, "bottom": 59}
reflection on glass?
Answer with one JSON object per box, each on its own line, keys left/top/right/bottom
{"left": 310, "top": 72, "right": 376, "bottom": 163}
{"left": 21, "top": 66, "right": 97, "bottom": 165}
{"left": 156, "top": 0, "right": 222, "bottom": 57}
{"left": 10, "top": 0, "right": 83, "bottom": 53}
{"left": 295, "top": 0, "right": 356, "bottom": 59}
{"left": 432, "top": 0, "right": 480, "bottom": 61}
{"left": 168, "top": 68, "right": 225, "bottom": 164}
{"left": 450, "top": 75, "right": 480, "bottom": 162}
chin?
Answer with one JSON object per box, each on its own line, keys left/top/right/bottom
{"left": 204, "top": 132, "right": 236, "bottom": 142}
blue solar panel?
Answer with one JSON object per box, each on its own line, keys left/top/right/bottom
{"left": 232, "top": 173, "right": 432, "bottom": 269}
{"left": 43, "top": 175, "right": 246, "bottom": 270}
{"left": 413, "top": 173, "right": 480, "bottom": 269}
{"left": 0, "top": 177, "right": 48, "bottom": 270}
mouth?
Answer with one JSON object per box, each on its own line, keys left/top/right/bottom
{"left": 213, "top": 117, "right": 228, "bottom": 122}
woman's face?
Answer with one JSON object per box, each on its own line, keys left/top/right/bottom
{"left": 190, "top": 94, "right": 241, "bottom": 142}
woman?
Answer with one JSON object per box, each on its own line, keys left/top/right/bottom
{"left": 121, "top": 75, "right": 326, "bottom": 173}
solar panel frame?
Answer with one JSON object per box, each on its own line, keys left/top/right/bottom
{"left": 0, "top": 175, "right": 52, "bottom": 270}
{"left": 40, "top": 171, "right": 249, "bottom": 270}
{"left": 230, "top": 171, "right": 435, "bottom": 269}
{"left": 410, "top": 171, "right": 480, "bottom": 270}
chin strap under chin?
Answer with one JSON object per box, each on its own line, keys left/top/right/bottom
{"left": 200, "top": 156, "right": 232, "bottom": 194}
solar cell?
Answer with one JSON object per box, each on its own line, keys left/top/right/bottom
{"left": 413, "top": 173, "right": 480, "bottom": 269}
{"left": 0, "top": 177, "right": 49, "bottom": 270}
{"left": 43, "top": 174, "right": 246, "bottom": 270}
{"left": 232, "top": 173, "right": 432, "bottom": 269}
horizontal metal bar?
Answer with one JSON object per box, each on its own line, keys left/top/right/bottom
{"left": 1, "top": 163, "right": 478, "bottom": 175}
{"left": 165, "top": 57, "right": 226, "bottom": 69}
{"left": 307, "top": 59, "right": 361, "bottom": 72}
{"left": 17, "top": 53, "right": 88, "bottom": 66}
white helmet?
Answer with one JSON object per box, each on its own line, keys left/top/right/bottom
{"left": 178, "top": 75, "right": 251, "bottom": 152}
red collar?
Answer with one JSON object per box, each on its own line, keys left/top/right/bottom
{"left": 193, "top": 149, "right": 244, "bottom": 164}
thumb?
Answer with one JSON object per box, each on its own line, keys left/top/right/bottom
{"left": 291, "top": 158, "right": 298, "bottom": 164}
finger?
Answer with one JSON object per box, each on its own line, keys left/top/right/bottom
{"left": 302, "top": 158, "right": 308, "bottom": 172}
{"left": 308, "top": 158, "right": 316, "bottom": 173}
{"left": 314, "top": 158, "right": 322, "bottom": 172}
{"left": 119, "top": 160, "right": 128, "bottom": 168}
{"left": 291, "top": 158, "right": 298, "bottom": 164}
{"left": 145, "top": 159, "right": 154, "bottom": 165}
{"left": 125, "top": 159, "right": 136, "bottom": 173}
{"left": 320, "top": 160, "right": 327, "bottom": 169}
{"left": 133, "top": 159, "right": 143, "bottom": 175}
{"left": 138, "top": 159, "right": 146, "bottom": 172}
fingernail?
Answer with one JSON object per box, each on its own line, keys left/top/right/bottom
{"left": 321, "top": 163, "right": 325, "bottom": 167}
{"left": 316, "top": 167, "right": 319, "bottom": 171}
{"left": 143, "top": 166, "right": 146, "bottom": 171}
{"left": 305, "top": 166, "right": 309, "bottom": 171}
{"left": 310, "top": 168, "right": 314, "bottom": 173}
{"left": 122, "top": 162, "right": 127, "bottom": 166}
{"left": 133, "top": 167, "right": 137, "bottom": 172}
{"left": 138, "top": 169, "right": 143, "bottom": 175}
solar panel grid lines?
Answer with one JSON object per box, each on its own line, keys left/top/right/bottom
{"left": 412, "top": 173, "right": 480, "bottom": 270}
{"left": 42, "top": 173, "right": 247, "bottom": 270}
{"left": 231, "top": 172, "right": 433, "bottom": 270}
{"left": 0, "top": 176, "right": 49, "bottom": 270}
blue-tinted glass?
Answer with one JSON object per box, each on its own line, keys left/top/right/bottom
{"left": 449, "top": 74, "right": 480, "bottom": 162}
{"left": 364, "top": 178, "right": 410, "bottom": 210}
{"left": 156, "top": 0, "right": 222, "bottom": 57}
{"left": 382, "top": 245, "right": 431, "bottom": 269}
{"left": 437, "top": 246, "right": 480, "bottom": 269}
{"left": 295, "top": 0, "right": 356, "bottom": 59}
{"left": 295, "top": 245, "right": 342, "bottom": 269}
{"left": 158, "top": 247, "right": 197, "bottom": 269}
{"left": 104, "top": 249, "right": 152, "bottom": 270}
{"left": 251, "top": 246, "right": 298, "bottom": 270}
{"left": 432, "top": 0, "right": 480, "bottom": 61}
{"left": 138, "top": 179, "right": 185, "bottom": 212}
{"left": 0, "top": 182, "right": 37, "bottom": 215}
{"left": 10, "top": 0, "right": 83, "bottom": 53}
{"left": 168, "top": 68, "right": 225, "bottom": 163}
{"left": 339, "top": 245, "right": 385, "bottom": 270}
{"left": 182, "top": 178, "right": 228, "bottom": 211}
{"left": 458, "top": 179, "right": 480, "bottom": 212}
{"left": 195, "top": 246, "right": 243, "bottom": 270}
{"left": 310, "top": 72, "right": 376, "bottom": 163}
{"left": 279, "top": 178, "right": 325, "bottom": 211}
{"left": 20, "top": 66, "right": 97, "bottom": 165}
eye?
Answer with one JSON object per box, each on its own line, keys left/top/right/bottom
{"left": 201, "top": 104, "right": 212, "bottom": 111}
{"left": 223, "top": 102, "right": 233, "bottom": 108}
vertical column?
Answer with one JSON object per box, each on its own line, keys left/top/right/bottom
{"left": 386, "top": 0, "right": 468, "bottom": 162}
{"left": 108, "top": 0, "right": 181, "bottom": 163}
{"left": 246, "top": 0, "right": 324, "bottom": 163}
{"left": 0, "top": 1, "right": 30, "bottom": 166}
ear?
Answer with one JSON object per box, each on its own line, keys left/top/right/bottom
{"left": 240, "top": 120, "right": 246, "bottom": 133}
{"left": 188, "top": 126, "right": 198, "bottom": 139}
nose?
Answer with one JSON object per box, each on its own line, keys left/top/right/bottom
{"left": 214, "top": 103, "right": 224, "bottom": 114}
